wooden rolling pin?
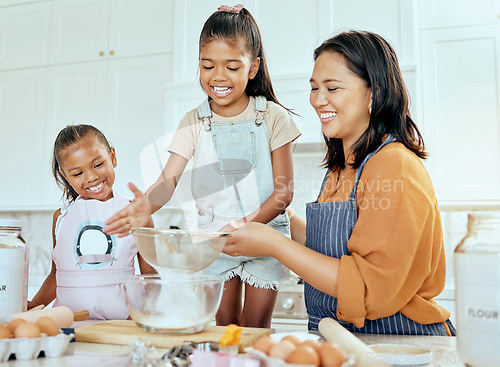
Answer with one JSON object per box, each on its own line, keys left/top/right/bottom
{"left": 29, "top": 305, "right": 89, "bottom": 321}
{"left": 0, "top": 306, "right": 89, "bottom": 328}
{"left": 72, "top": 309, "right": 90, "bottom": 322}
{"left": 318, "top": 317, "right": 390, "bottom": 367}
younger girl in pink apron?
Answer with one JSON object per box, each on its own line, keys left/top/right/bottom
{"left": 29, "top": 124, "right": 154, "bottom": 319}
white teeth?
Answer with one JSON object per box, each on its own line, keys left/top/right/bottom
{"left": 212, "top": 86, "right": 232, "bottom": 96}
{"left": 87, "top": 182, "right": 104, "bottom": 192}
{"left": 321, "top": 112, "right": 337, "bottom": 119}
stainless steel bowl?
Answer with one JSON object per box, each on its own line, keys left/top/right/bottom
{"left": 130, "top": 228, "right": 228, "bottom": 273}
{"left": 124, "top": 274, "right": 224, "bottom": 334}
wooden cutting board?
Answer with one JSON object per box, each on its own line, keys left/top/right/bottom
{"left": 75, "top": 320, "right": 273, "bottom": 352}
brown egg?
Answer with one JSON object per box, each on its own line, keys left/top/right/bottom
{"left": 36, "top": 316, "right": 59, "bottom": 336}
{"left": 253, "top": 335, "right": 275, "bottom": 355}
{"left": 286, "top": 345, "right": 320, "bottom": 366}
{"left": 0, "top": 324, "right": 11, "bottom": 339}
{"left": 269, "top": 339, "right": 296, "bottom": 360}
{"left": 7, "top": 318, "right": 26, "bottom": 335}
{"left": 318, "top": 342, "right": 346, "bottom": 367}
{"left": 13, "top": 322, "right": 41, "bottom": 338}
{"left": 281, "top": 334, "right": 301, "bottom": 346}
{"left": 300, "top": 339, "right": 322, "bottom": 351}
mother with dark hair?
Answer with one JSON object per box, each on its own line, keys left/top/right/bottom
{"left": 223, "top": 30, "right": 456, "bottom": 335}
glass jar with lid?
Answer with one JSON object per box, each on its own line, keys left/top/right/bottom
{"left": 455, "top": 211, "right": 500, "bottom": 367}
{"left": 0, "top": 219, "right": 29, "bottom": 315}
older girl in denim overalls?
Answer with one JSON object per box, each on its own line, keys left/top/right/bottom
{"left": 105, "top": 5, "right": 300, "bottom": 328}
{"left": 186, "top": 5, "right": 301, "bottom": 328}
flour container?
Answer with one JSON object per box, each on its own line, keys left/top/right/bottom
{"left": 0, "top": 219, "right": 29, "bottom": 316}
{"left": 454, "top": 212, "right": 500, "bottom": 367}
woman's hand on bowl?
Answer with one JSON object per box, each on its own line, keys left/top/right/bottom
{"left": 223, "top": 222, "right": 282, "bottom": 258}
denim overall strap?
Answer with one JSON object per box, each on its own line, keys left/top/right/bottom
{"left": 197, "top": 98, "right": 212, "bottom": 119}
{"left": 197, "top": 99, "right": 212, "bottom": 131}
{"left": 254, "top": 95, "right": 267, "bottom": 112}
{"left": 196, "top": 96, "right": 266, "bottom": 117}
{"left": 349, "top": 134, "right": 397, "bottom": 203}
{"left": 196, "top": 96, "right": 267, "bottom": 130}
{"left": 304, "top": 135, "right": 452, "bottom": 335}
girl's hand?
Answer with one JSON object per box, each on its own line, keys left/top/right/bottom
{"left": 223, "top": 222, "right": 282, "bottom": 258}
{"left": 104, "top": 182, "right": 153, "bottom": 237}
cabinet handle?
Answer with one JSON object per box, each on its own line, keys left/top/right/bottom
{"left": 110, "top": 50, "right": 115, "bottom": 56}
{"left": 99, "top": 51, "right": 104, "bottom": 57}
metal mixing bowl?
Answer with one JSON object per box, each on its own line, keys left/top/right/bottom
{"left": 124, "top": 274, "right": 224, "bottom": 334}
{"left": 130, "top": 228, "right": 228, "bottom": 273}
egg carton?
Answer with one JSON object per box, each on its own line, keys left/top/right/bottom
{"left": 0, "top": 332, "right": 73, "bottom": 361}
{"left": 246, "top": 348, "right": 355, "bottom": 367}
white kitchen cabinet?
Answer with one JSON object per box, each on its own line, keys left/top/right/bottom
{"left": 49, "top": 0, "right": 109, "bottom": 64}
{"left": 0, "top": 0, "right": 174, "bottom": 210}
{"left": 40, "top": 61, "right": 108, "bottom": 205}
{"left": 36, "top": 55, "right": 172, "bottom": 207}
{"left": 419, "top": 24, "right": 500, "bottom": 205}
{"left": 108, "top": 0, "right": 173, "bottom": 59}
{"left": 331, "top": 0, "right": 415, "bottom": 65}
{"left": 0, "top": 69, "right": 47, "bottom": 208}
{"left": 0, "top": 0, "right": 44, "bottom": 7}
{"left": 106, "top": 55, "right": 172, "bottom": 196}
{"left": 0, "top": 2, "right": 51, "bottom": 70}
{"left": 50, "top": 0, "right": 173, "bottom": 65}
{"left": 418, "top": 0, "right": 500, "bottom": 29}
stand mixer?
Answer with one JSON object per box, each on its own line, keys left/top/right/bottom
{"left": 124, "top": 227, "right": 228, "bottom": 334}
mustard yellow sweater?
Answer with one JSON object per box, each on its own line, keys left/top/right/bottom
{"left": 318, "top": 142, "right": 450, "bottom": 328}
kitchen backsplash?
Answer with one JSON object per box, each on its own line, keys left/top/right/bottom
{"left": 0, "top": 149, "right": 472, "bottom": 302}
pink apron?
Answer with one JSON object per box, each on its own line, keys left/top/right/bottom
{"left": 52, "top": 191, "right": 137, "bottom": 320}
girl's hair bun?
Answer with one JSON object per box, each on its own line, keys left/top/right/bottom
{"left": 217, "top": 4, "right": 244, "bottom": 13}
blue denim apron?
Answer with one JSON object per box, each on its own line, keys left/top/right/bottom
{"left": 305, "top": 135, "right": 455, "bottom": 335}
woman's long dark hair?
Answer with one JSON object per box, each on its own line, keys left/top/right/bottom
{"left": 52, "top": 124, "right": 112, "bottom": 202}
{"left": 199, "top": 6, "right": 287, "bottom": 110}
{"left": 314, "top": 30, "right": 426, "bottom": 171}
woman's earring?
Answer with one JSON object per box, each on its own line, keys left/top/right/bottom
{"left": 369, "top": 106, "right": 372, "bottom": 115}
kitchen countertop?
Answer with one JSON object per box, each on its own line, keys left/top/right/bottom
{"left": 2, "top": 332, "right": 466, "bottom": 366}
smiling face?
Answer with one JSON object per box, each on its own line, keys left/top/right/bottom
{"left": 310, "top": 51, "right": 372, "bottom": 155}
{"left": 58, "top": 135, "right": 117, "bottom": 201}
{"left": 199, "top": 38, "right": 260, "bottom": 117}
